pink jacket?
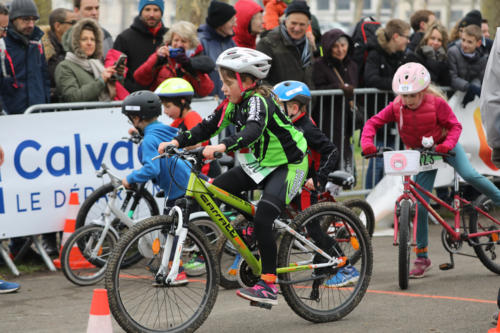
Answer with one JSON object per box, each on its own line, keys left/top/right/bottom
{"left": 361, "top": 93, "right": 462, "bottom": 149}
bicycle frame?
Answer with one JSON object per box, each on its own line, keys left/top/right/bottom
{"left": 160, "top": 167, "right": 346, "bottom": 284}
{"left": 395, "top": 174, "right": 500, "bottom": 246}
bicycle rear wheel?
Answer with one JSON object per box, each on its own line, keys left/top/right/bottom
{"left": 61, "top": 225, "right": 117, "bottom": 286}
{"left": 105, "top": 215, "right": 219, "bottom": 333}
{"left": 278, "top": 202, "right": 372, "bottom": 322}
{"left": 342, "top": 199, "right": 375, "bottom": 237}
{"left": 398, "top": 200, "right": 411, "bottom": 290}
{"left": 469, "top": 195, "right": 500, "bottom": 274}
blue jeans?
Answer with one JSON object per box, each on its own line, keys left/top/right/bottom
{"left": 414, "top": 143, "right": 500, "bottom": 257}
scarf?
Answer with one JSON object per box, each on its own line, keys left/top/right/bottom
{"left": 65, "top": 52, "right": 111, "bottom": 101}
{"left": 280, "top": 23, "right": 311, "bottom": 68}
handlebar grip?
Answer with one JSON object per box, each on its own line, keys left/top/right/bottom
{"left": 214, "top": 152, "right": 223, "bottom": 159}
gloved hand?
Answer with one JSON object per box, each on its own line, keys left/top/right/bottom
{"left": 362, "top": 144, "right": 377, "bottom": 156}
{"left": 420, "top": 45, "right": 436, "bottom": 60}
{"left": 173, "top": 52, "right": 190, "bottom": 66}
{"left": 341, "top": 83, "right": 354, "bottom": 100}
{"left": 462, "top": 84, "right": 481, "bottom": 107}
{"left": 435, "top": 143, "right": 453, "bottom": 154}
{"left": 436, "top": 46, "right": 447, "bottom": 62}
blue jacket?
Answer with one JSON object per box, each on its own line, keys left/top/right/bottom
{"left": 126, "top": 121, "right": 190, "bottom": 200}
{"left": 197, "top": 24, "right": 236, "bottom": 100}
{"left": 0, "top": 24, "right": 50, "bottom": 114}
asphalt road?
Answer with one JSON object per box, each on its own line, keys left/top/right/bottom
{"left": 1, "top": 223, "right": 499, "bottom": 333}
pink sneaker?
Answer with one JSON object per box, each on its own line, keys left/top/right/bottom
{"left": 409, "top": 257, "right": 431, "bottom": 278}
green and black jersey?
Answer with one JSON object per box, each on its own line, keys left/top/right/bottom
{"left": 175, "top": 91, "right": 307, "bottom": 167}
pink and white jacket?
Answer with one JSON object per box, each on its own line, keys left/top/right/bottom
{"left": 361, "top": 93, "right": 462, "bottom": 149}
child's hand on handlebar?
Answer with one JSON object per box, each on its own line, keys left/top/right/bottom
{"left": 158, "top": 140, "right": 179, "bottom": 154}
{"left": 122, "top": 177, "right": 131, "bottom": 189}
{"left": 435, "top": 143, "right": 452, "bottom": 154}
{"left": 362, "top": 144, "right": 377, "bottom": 156}
{"left": 203, "top": 144, "right": 226, "bottom": 160}
{"left": 304, "top": 178, "right": 316, "bottom": 190}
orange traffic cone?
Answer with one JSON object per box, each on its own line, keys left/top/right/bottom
{"left": 53, "top": 192, "right": 94, "bottom": 269}
{"left": 87, "top": 289, "right": 113, "bottom": 333}
{"left": 489, "top": 312, "right": 500, "bottom": 333}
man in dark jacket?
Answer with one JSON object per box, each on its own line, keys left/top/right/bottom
{"left": 197, "top": 0, "right": 236, "bottom": 100}
{"left": 407, "top": 9, "right": 435, "bottom": 52}
{"left": 256, "top": 0, "right": 314, "bottom": 88}
{"left": 113, "top": 0, "right": 167, "bottom": 93}
{"left": 0, "top": 0, "right": 50, "bottom": 115}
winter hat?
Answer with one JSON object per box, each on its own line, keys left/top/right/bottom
{"left": 285, "top": 0, "right": 311, "bottom": 20}
{"left": 9, "top": 0, "right": 39, "bottom": 21}
{"left": 459, "top": 10, "right": 482, "bottom": 28}
{"left": 138, "top": 0, "right": 164, "bottom": 15}
{"left": 206, "top": 1, "right": 236, "bottom": 29}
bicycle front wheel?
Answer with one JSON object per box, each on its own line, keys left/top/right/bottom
{"left": 469, "top": 194, "right": 500, "bottom": 274}
{"left": 398, "top": 200, "right": 411, "bottom": 290}
{"left": 278, "top": 202, "right": 372, "bottom": 323}
{"left": 61, "top": 225, "right": 117, "bottom": 286}
{"left": 105, "top": 215, "right": 219, "bottom": 333}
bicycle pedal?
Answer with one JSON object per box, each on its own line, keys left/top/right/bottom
{"left": 439, "top": 263, "right": 454, "bottom": 270}
{"left": 249, "top": 301, "right": 273, "bottom": 310}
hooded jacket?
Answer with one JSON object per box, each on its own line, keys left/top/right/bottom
{"left": 54, "top": 18, "right": 109, "bottom": 102}
{"left": 312, "top": 29, "right": 358, "bottom": 152}
{"left": 197, "top": 23, "right": 236, "bottom": 99}
{"left": 361, "top": 94, "right": 462, "bottom": 150}
{"left": 0, "top": 24, "right": 50, "bottom": 114}
{"left": 447, "top": 43, "right": 487, "bottom": 92}
{"left": 40, "top": 25, "right": 66, "bottom": 101}
{"left": 233, "top": 0, "right": 263, "bottom": 49}
{"left": 133, "top": 43, "right": 214, "bottom": 96}
{"left": 113, "top": 16, "right": 168, "bottom": 93}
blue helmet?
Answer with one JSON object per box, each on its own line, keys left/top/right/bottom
{"left": 273, "top": 80, "right": 311, "bottom": 105}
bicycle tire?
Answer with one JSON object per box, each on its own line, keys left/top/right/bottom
{"left": 398, "top": 200, "right": 411, "bottom": 290}
{"left": 61, "top": 225, "right": 117, "bottom": 286}
{"left": 342, "top": 199, "right": 375, "bottom": 237}
{"left": 278, "top": 202, "right": 372, "bottom": 323}
{"left": 469, "top": 195, "right": 500, "bottom": 274}
{"left": 75, "top": 182, "right": 159, "bottom": 229}
{"left": 105, "top": 215, "right": 219, "bottom": 333}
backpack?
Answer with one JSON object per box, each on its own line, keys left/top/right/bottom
{"left": 351, "top": 16, "right": 381, "bottom": 69}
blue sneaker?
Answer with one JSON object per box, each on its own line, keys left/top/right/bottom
{"left": 324, "top": 266, "right": 359, "bottom": 288}
{"left": 0, "top": 280, "right": 20, "bottom": 293}
{"left": 236, "top": 280, "right": 278, "bottom": 305}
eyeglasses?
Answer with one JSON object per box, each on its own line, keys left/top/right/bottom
{"left": 20, "top": 16, "right": 39, "bottom": 23}
{"left": 0, "top": 26, "right": 7, "bottom": 32}
{"left": 61, "top": 20, "right": 77, "bottom": 25}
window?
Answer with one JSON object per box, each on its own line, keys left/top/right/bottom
{"left": 450, "top": 10, "right": 463, "bottom": 23}
{"left": 382, "top": 0, "right": 391, "bottom": 9}
{"left": 364, "top": 0, "right": 371, "bottom": 10}
{"left": 337, "top": 0, "right": 349, "bottom": 10}
{"left": 317, "top": 0, "right": 329, "bottom": 10}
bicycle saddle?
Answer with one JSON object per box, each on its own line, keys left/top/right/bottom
{"left": 327, "top": 170, "right": 355, "bottom": 189}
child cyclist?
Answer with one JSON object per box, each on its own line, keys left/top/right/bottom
{"left": 154, "top": 77, "right": 221, "bottom": 178}
{"left": 361, "top": 62, "right": 500, "bottom": 278}
{"left": 158, "top": 47, "right": 308, "bottom": 305}
{"left": 121, "top": 90, "right": 192, "bottom": 285}
{"left": 273, "top": 80, "right": 360, "bottom": 287}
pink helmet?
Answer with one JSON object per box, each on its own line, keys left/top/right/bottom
{"left": 392, "top": 62, "right": 431, "bottom": 94}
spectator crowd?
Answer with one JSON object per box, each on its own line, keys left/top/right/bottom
{"left": 0, "top": 0, "right": 494, "bottom": 292}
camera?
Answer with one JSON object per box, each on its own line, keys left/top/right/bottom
{"left": 169, "top": 47, "right": 184, "bottom": 58}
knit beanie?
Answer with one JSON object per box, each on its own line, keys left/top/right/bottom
{"left": 459, "top": 10, "right": 482, "bottom": 28}
{"left": 9, "top": 0, "right": 39, "bottom": 21}
{"left": 284, "top": 0, "right": 311, "bottom": 20}
{"left": 206, "top": 1, "right": 236, "bottom": 29}
{"left": 138, "top": 0, "right": 164, "bottom": 15}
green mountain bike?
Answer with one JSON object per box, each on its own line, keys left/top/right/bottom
{"left": 105, "top": 147, "right": 373, "bottom": 333}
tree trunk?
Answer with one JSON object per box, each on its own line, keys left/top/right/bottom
{"left": 176, "top": 0, "right": 212, "bottom": 27}
{"left": 34, "top": 0, "right": 51, "bottom": 26}
{"left": 375, "top": 0, "right": 383, "bottom": 21}
{"left": 482, "top": 0, "right": 500, "bottom": 39}
{"left": 353, "top": 0, "right": 364, "bottom": 24}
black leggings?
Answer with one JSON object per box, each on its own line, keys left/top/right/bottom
{"left": 213, "top": 165, "right": 303, "bottom": 275}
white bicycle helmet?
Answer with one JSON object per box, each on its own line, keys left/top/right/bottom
{"left": 216, "top": 47, "right": 271, "bottom": 79}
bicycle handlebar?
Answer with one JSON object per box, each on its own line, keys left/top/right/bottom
{"left": 97, "top": 163, "right": 123, "bottom": 187}
{"left": 362, "top": 147, "right": 455, "bottom": 159}
{"left": 152, "top": 145, "right": 222, "bottom": 172}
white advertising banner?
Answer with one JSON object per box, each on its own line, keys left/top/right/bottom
{"left": 1, "top": 108, "right": 145, "bottom": 238}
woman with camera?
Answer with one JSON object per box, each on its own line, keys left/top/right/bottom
{"left": 133, "top": 21, "right": 215, "bottom": 97}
